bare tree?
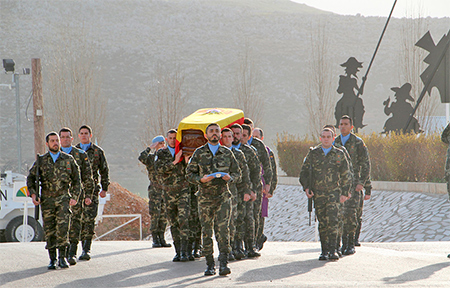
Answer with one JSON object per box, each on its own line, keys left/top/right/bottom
{"left": 141, "top": 64, "right": 187, "bottom": 147}
{"left": 232, "top": 46, "right": 264, "bottom": 126}
{"left": 304, "top": 21, "right": 335, "bottom": 139}
{"left": 45, "top": 26, "right": 106, "bottom": 142}
{"left": 398, "top": 6, "right": 439, "bottom": 133}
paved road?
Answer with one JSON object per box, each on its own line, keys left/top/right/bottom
{"left": 1, "top": 241, "right": 450, "bottom": 287}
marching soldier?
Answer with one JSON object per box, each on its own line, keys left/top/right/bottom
{"left": 186, "top": 123, "right": 241, "bottom": 276}
{"left": 76, "top": 125, "right": 110, "bottom": 261}
{"left": 27, "top": 132, "right": 81, "bottom": 269}
{"left": 299, "top": 127, "right": 352, "bottom": 261}
{"left": 335, "top": 115, "right": 371, "bottom": 255}
{"left": 230, "top": 124, "right": 262, "bottom": 259}
{"left": 59, "top": 127, "right": 94, "bottom": 265}
{"left": 155, "top": 129, "right": 191, "bottom": 262}
{"left": 138, "top": 135, "right": 171, "bottom": 248}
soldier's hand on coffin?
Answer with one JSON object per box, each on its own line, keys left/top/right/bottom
{"left": 173, "top": 150, "right": 183, "bottom": 164}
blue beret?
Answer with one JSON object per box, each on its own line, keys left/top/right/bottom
{"left": 152, "top": 135, "right": 165, "bottom": 143}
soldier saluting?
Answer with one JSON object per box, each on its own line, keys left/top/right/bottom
{"left": 27, "top": 132, "right": 81, "bottom": 269}
{"left": 299, "top": 128, "right": 352, "bottom": 261}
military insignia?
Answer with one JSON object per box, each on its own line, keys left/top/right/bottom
{"left": 215, "top": 173, "right": 222, "bottom": 178}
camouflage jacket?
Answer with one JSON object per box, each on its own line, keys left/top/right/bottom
{"left": 299, "top": 145, "right": 352, "bottom": 199}
{"left": 335, "top": 133, "right": 370, "bottom": 187}
{"left": 249, "top": 137, "right": 273, "bottom": 185}
{"left": 138, "top": 147, "right": 162, "bottom": 188}
{"left": 239, "top": 143, "right": 263, "bottom": 195}
{"left": 267, "top": 147, "right": 278, "bottom": 196}
{"left": 232, "top": 147, "right": 251, "bottom": 197}
{"left": 27, "top": 152, "right": 81, "bottom": 200}
{"left": 186, "top": 144, "right": 241, "bottom": 197}
{"left": 75, "top": 142, "right": 110, "bottom": 194}
{"left": 155, "top": 146, "right": 189, "bottom": 190}
{"left": 67, "top": 146, "right": 94, "bottom": 201}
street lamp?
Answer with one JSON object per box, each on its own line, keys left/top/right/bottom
{"left": 1, "top": 59, "right": 30, "bottom": 173}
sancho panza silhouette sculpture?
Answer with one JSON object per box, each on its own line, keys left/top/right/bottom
{"left": 334, "top": 57, "right": 366, "bottom": 130}
{"left": 382, "top": 83, "right": 421, "bottom": 134}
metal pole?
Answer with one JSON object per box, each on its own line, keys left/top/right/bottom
{"left": 13, "top": 73, "right": 22, "bottom": 173}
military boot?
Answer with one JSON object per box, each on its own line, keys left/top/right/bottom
{"left": 47, "top": 248, "right": 57, "bottom": 270}
{"left": 234, "top": 239, "right": 245, "bottom": 260}
{"left": 152, "top": 233, "right": 162, "bottom": 248}
{"left": 245, "top": 240, "right": 261, "bottom": 258}
{"left": 159, "top": 232, "right": 172, "bottom": 248}
{"left": 172, "top": 241, "right": 181, "bottom": 262}
{"left": 79, "top": 239, "right": 92, "bottom": 261}
{"left": 187, "top": 240, "right": 195, "bottom": 261}
{"left": 336, "top": 238, "right": 342, "bottom": 258}
{"left": 180, "top": 240, "right": 189, "bottom": 262}
{"left": 204, "top": 255, "right": 216, "bottom": 276}
{"left": 328, "top": 241, "right": 339, "bottom": 261}
{"left": 228, "top": 250, "right": 236, "bottom": 261}
{"left": 341, "top": 235, "right": 348, "bottom": 255}
{"left": 58, "top": 247, "right": 70, "bottom": 268}
{"left": 218, "top": 254, "right": 231, "bottom": 276}
{"left": 193, "top": 239, "right": 202, "bottom": 258}
{"left": 256, "top": 234, "right": 268, "bottom": 251}
{"left": 354, "top": 223, "right": 362, "bottom": 247}
{"left": 67, "top": 242, "right": 78, "bottom": 265}
{"left": 344, "top": 233, "right": 356, "bottom": 255}
{"left": 318, "top": 240, "right": 328, "bottom": 261}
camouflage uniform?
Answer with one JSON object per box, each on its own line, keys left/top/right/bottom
{"left": 299, "top": 145, "right": 352, "bottom": 257}
{"left": 256, "top": 146, "right": 278, "bottom": 247}
{"left": 236, "top": 143, "right": 262, "bottom": 254}
{"left": 213, "top": 147, "right": 248, "bottom": 254}
{"left": 186, "top": 144, "right": 241, "bottom": 264}
{"left": 335, "top": 133, "right": 370, "bottom": 252}
{"left": 248, "top": 137, "right": 272, "bottom": 246}
{"left": 441, "top": 123, "right": 450, "bottom": 199}
{"left": 75, "top": 142, "right": 110, "bottom": 241}
{"left": 188, "top": 184, "right": 202, "bottom": 256}
{"left": 138, "top": 147, "right": 168, "bottom": 241}
{"left": 155, "top": 147, "right": 191, "bottom": 258}
{"left": 67, "top": 147, "right": 94, "bottom": 246}
{"left": 27, "top": 152, "right": 81, "bottom": 251}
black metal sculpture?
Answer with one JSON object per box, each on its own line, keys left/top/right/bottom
{"left": 334, "top": 57, "right": 366, "bottom": 130}
{"left": 382, "top": 83, "right": 421, "bottom": 134}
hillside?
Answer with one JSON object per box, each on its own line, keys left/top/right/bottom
{"left": 0, "top": 0, "right": 449, "bottom": 196}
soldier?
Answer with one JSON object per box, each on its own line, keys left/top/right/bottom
{"left": 59, "top": 127, "right": 94, "bottom": 265}
{"left": 138, "top": 135, "right": 171, "bottom": 248}
{"left": 27, "top": 132, "right": 81, "bottom": 269}
{"left": 76, "top": 125, "right": 110, "bottom": 261}
{"left": 231, "top": 124, "right": 262, "bottom": 259}
{"left": 335, "top": 115, "right": 371, "bottom": 255}
{"left": 242, "top": 123, "right": 269, "bottom": 252}
{"left": 216, "top": 128, "right": 250, "bottom": 261}
{"left": 355, "top": 181, "right": 372, "bottom": 246}
{"left": 252, "top": 127, "right": 278, "bottom": 251}
{"left": 299, "top": 128, "right": 352, "bottom": 261}
{"left": 155, "top": 129, "right": 191, "bottom": 262}
{"left": 186, "top": 123, "right": 241, "bottom": 276}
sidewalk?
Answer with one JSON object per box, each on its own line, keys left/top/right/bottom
{"left": 1, "top": 241, "right": 450, "bottom": 287}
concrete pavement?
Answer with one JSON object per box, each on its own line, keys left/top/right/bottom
{"left": 1, "top": 241, "right": 450, "bottom": 287}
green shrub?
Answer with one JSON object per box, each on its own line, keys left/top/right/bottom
{"left": 277, "top": 132, "right": 447, "bottom": 182}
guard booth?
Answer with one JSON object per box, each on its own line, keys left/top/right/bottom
{"left": 176, "top": 108, "right": 244, "bottom": 155}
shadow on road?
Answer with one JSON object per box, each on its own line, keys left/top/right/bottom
{"left": 383, "top": 262, "right": 450, "bottom": 284}
{"left": 0, "top": 267, "right": 51, "bottom": 286}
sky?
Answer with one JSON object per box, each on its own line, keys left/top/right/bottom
{"left": 292, "top": 0, "right": 449, "bottom": 18}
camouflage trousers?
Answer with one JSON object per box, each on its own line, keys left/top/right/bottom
{"left": 80, "top": 193, "right": 98, "bottom": 241}
{"left": 69, "top": 197, "right": 83, "bottom": 243}
{"left": 42, "top": 195, "right": 71, "bottom": 250}
{"left": 315, "top": 194, "right": 340, "bottom": 248}
{"left": 342, "top": 190, "right": 362, "bottom": 236}
{"left": 337, "top": 202, "right": 344, "bottom": 245}
{"left": 148, "top": 184, "right": 168, "bottom": 235}
{"left": 235, "top": 192, "right": 254, "bottom": 243}
{"left": 214, "top": 192, "right": 237, "bottom": 252}
{"left": 164, "top": 187, "right": 191, "bottom": 243}
{"left": 253, "top": 194, "right": 263, "bottom": 243}
{"left": 198, "top": 192, "right": 231, "bottom": 257}
{"left": 188, "top": 186, "right": 201, "bottom": 242}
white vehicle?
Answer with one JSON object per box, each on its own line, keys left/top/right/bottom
{"left": 0, "top": 171, "right": 44, "bottom": 242}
